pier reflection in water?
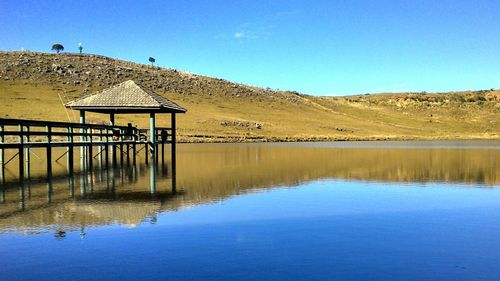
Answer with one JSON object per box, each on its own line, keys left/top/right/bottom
{"left": 0, "top": 141, "right": 499, "bottom": 235}
{"left": 0, "top": 159, "right": 178, "bottom": 235}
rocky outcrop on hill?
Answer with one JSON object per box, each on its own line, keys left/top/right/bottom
{"left": 0, "top": 51, "right": 302, "bottom": 102}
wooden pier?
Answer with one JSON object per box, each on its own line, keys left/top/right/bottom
{"left": 0, "top": 80, "right": 186, "bottom": 185}
{"left": 0, "top": 118, "right": 173, "bottom": 182}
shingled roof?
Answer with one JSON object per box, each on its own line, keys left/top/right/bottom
{"left": 65, "top": 80, "right": 186, "bottom": 113}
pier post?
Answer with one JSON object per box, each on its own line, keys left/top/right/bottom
{"left": 161, "top": 139, "right": 165, "bottom": 174}
{"left": 88, "top": 127, "right": 93, "bottom": 171}
{"left": 150, "top": 161, "right": 156, "bottom": 194}
{"left": 67, "top": 127, "right": 74, "bottom": 175}
{"left": 171, "top": 113, "right": 177, "bottom": 192}
{"left": 0, "top": 125, "right": 4, "bottom": 184}
{"left": 155, "top": 139, "right": 159, "bottom": 166}
{"left": 25, "top": 126, "right": 30, "bottom": 180}
{"left": 126, "top": 143, "right": 130, "bottom": 166}
{"left": 150, "top": 113, "right": 156, "bottom": 162}
{"left": 46, "top": 125, "right": 52, "bottom": 178}
{"left": 110, "top": 114, "right": 117, "bottom": 168}
{"left": 120, "top": 140, "right": 124, "bottom": 167}
{"left": 132, "top": 138, "right": 137, "bottom": 166}
{"left": 18, "top": 124, "right": 24, "bottom": 181}
{"left": 80, "top": 111, "right": 86, "bottom": 171}
{"left": 98, "top": 128, "right": 103, "bottom": 169}
{"left": 104, "top": 128, "right": 109, "bottom": 168}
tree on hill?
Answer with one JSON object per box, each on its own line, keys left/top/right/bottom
{"left": 149, "top": 57, "right": 155, "bottom": 67}
{"left": 51, "top": 44, "right": 64, "bottom": 53}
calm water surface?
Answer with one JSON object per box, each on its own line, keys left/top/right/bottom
{"left": 0, "top": 141, "right": 499, "bottom": 280}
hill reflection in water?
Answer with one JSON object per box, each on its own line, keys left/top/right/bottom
{"left": 0, "top": 141, "right": 498, "bottom": 235}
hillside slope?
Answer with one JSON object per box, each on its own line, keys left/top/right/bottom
{"left": 0, "top": 51, "right": 498, "bottom": 142}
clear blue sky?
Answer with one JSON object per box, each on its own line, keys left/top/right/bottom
{"left": 1, "top": 0, "right": 499, "bottom": 95}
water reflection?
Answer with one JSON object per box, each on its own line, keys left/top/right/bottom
{"left": 0, "top": 162, "right": 179, "bottom": 235}
{"left": 0, "top": 141, "right": 498, "bottom": 235}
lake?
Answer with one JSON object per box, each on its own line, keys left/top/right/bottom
{"left": 0, "top": 141, "right": 499, "bottom": 280}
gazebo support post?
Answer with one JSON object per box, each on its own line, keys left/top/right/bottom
{"left": 149, "top": 113, "right": 156, "bottom": 163}
{"left": 155, "top": 138, "right": 159, "bottom": 166}
{"left": 110, "top": 113, "right": 117, "bottom": 168}
{"left": 79, "top": 110, "right": 86, "bottom": 171}
{"left": 150, "top": 160, "right": 156, "bottom": 194}
{"left": 171, "top": 113, "right": 177, "bottom": 192}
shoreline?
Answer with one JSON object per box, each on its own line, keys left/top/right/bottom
{"left": 176, "top": 135, "right": 500, "bottom": 143}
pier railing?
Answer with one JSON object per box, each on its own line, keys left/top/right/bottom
{"left": 0, "top": 118, "right": 173, "bottom": 147}
{"left": 0, "top": 118, "right": 132, "bottom": 147}
{"left": 0, "top": 118, "right": 173, "bottom": 183}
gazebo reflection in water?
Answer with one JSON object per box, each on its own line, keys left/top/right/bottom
{"left": 0, "top": 162, "right": 183, "bottom": 238}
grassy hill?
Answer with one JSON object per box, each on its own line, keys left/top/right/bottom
{"left": 0, "top": 51, "right": 498, "bottom": 142}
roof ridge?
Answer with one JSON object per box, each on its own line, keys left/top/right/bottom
{"left": 66, "top": 80, "right": 132, "bottom": 106}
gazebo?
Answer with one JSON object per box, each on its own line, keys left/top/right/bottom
{"left": 65, "top": 80, "right": 186, "bottom": 164}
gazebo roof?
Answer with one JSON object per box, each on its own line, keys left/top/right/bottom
{"left": 65, "top": 80, "right": 187, "bottom": 114}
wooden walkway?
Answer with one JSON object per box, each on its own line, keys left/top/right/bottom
{"left": 0, "top": 118, "right": 175, "bottom": 183}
